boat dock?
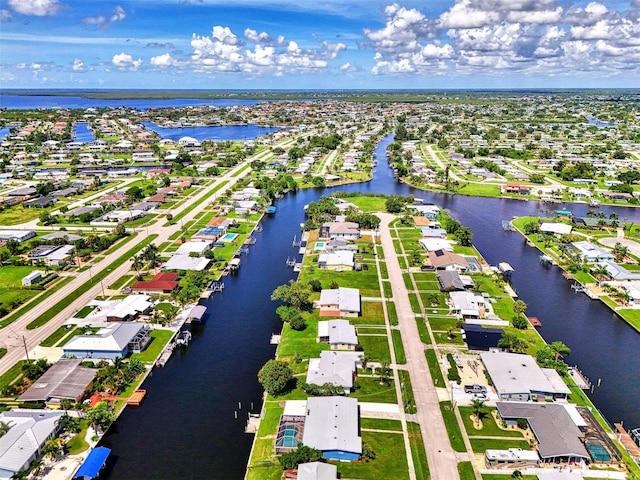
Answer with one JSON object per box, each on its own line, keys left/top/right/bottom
{"left": 270, "top": 334, "right": 281, "bottom": 345}
{"left": 614, "top": 424, "right": 640, "bottom": 461}
{"left": 127, "top": 389, "right": 147, "bottom": 406}
{"left": 229, "top": 258, "right": 241, "bottom": 271}
{"left": 245, "top": 414, "right": 261, "bottom": 433}
{"left": 528, "top": 316, "right": 542, "bottom": 327}
{"left": 156, "top": 342, "right": 175, "bottom": 367}
{"left": 568, "top": 366, "right": 591, "bottom": 389}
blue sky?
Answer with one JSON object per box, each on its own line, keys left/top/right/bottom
{"left": 1, "top": 0, "right": 639, "bottom": 89}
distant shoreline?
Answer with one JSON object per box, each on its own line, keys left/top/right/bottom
{"left": 2, "top": 88, "right": 639, "bottom": 103}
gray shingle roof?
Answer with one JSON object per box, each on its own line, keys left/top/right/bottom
{"left": 19, "top": 358, "right": 96, "bottom": 402}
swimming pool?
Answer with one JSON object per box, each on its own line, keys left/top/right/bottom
{"left": 222, "top": 233, "right": 238, "bottom": 242}
{"left": 585, "top": 439, "right": 611, "bottom": 462}
{"left": 315, "top": 242, "right": 326, "bottom": 250}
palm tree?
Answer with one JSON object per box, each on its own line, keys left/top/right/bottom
{"left": 130, "top": 254, "right": 144, "bottom": 277}
{"left": 549, "top": 341, "right": 571, "bottom": 361}
{"left": 591, "top": 264, "right": 610, "bottom": 283}
{"left": 471, "top": 399, "right": 487, "bottom": 424}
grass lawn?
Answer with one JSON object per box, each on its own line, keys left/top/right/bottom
{"left": 470, "top": 438, "right": 531, "bottom": 452}
{"left": 439, "top": 401, "right": 466, "bottom": 452}
{"left": 358, "top": 302, "right": 386, "bottom": 325}
{"left": 337, "top": 431, "right": 409, "bottom": 480}
{"left": 40, "top": 324, "right": 76, "bottom": 347}
{"left": 0, "top": 266, "right": 36, "bottom": 288}
{"left": 482, "top": 475, "right": 538, "bottom": 480}
{"left": 348, "top": 196, "right": 388, "bottom": 212}
{"left": 0, "top": 360, "right": 27, "bottom": 390}
{"left": 408, "top": 422, "right": 430, "bottom": 480}
{"left": 616, "top": 309, "right": 640, "bottom": 332}
{"left": 387, "top": 301, "right": 398, "bottom": 326}
{"left": 427, "top": 315, "right": 458, "bottom": 331}
{"left": 458, "top": 461, "right": 476, "bottom": 480}
{"left": 351, "top": 376, "right": 397, "bottom": 403}
{"left": 425, "top": 349, "right": 445, "bottom": 386}
{"left": 0, "top": 348, "right": 6, "bottom": 360}
{"left": 131, "top": 329, "right": 174, "bottom": 364}
{"left": 359, "top": 335, "right": 391, "bottom": 363}
{"left": 75, "top": 305, "right": 97, "bottom": 318}
{"left": 392, "top": 329, "right": 406, "bottom": 364}
{"left": 361, "top": 418, "right": 403, "bottom": 431}
{"left": 416, "top": 317, "right": 431, "bottom": 345}
{"left": 109, "top": 275, "right": 134, "bottom": 290}
{"left": 66, "top": 419, "right": 90, "bottom": 454}
{"left": 276, "top": 319, "right": 325, "bottom": 360}
{"left": 459, "top": 407, "right": 525, "bottom": 438}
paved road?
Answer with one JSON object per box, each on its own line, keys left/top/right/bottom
{"left": 377, "top": 213, "right": 462, "bottom": 480}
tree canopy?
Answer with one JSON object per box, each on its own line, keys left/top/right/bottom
{"left": 258, "top": 359, "right": 293, "bottom": 396}
{"left": 271, "top": 280, "right": 313, "bottom": 310}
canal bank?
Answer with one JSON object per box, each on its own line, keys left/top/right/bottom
{"left": 101, "top": 133, "right": 640, "bottom": 479}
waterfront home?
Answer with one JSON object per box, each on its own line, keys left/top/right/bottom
{"left": 63, "top": 322, "right": 150, "bottom": 360}
{"left": 485, "top": 448, "right": 540, "bottom": 469}
{"left": 306, "top": 351, "right": 364, "bottom": 393}
{"left": 481, "top": 352, "right": 571, "bottom": 402}
{"left": 317, "top": 319, "right": 358, "bottom": 350}
{"left": 597, "top": 261, "right": 640, "bottom": 281}
{"left": 131, "top": 272, "right": 180, "bottom": 294}
{"left": 419, "top": 237, "right": 452, "bottom": 252}
{"left": 0, "top": 409, "right": 65, "bottom": 480}
{"left": 174, "top": 241, "right": 211, "bottom": 257}
{"left": 302, "top": 396, "right": 362, "bottom": 461}
{"left": 319, "top": 221, "right": 360, "bottom": 240}
{"left": 317, "top": 251, "right": 354, "bottom": 271}
{"left": 407, "top": 204, "right": 440, "bottom": 218}
{"left": 437, "top": 271, "right": 474, "bottom": 292}
{"left": 569, "top": 241, "right": 615, "bottom": 263}
{"left": 572, "top": 217, "right": 617, "bottom": 228}
{"left": 539, "top": 222, "right": 573, "bottom": 235}
{"left": 428, "top": 249, "right": 468, "bottom": 271}
{"left": 18, "top": 358, "right": 97, "bottom": 406}
{"left": 496, "top": 402, "right": 590, "bottom": 465}
{"left": 100, "top": 294, "right": 154, "bottom": 322}
{"left": 324, "top": 238, "right": 358, "bottom": 253}
{"left": 297, "top": 462, "right": 337, "bottom": 480}
{"left": 462, "top": 324, "right": 504, "bottom": 351}
{"left": 316, "top": 287, "right": 361, "bottom": 317}
{"left": 500, "top": 183, "right": 531, "bottom": 195}
{"left": 163, "top": 254, "right": 210, "bottom": 271}
{"left": 449, "top": 291, "right": 485, "bottom": 319}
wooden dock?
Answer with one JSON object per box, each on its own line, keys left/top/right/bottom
{"left": 127, "top": 389, "right": 146, "bottom": 406}
{"left": 614, "top": 423, "right": 640, "bottom": 460}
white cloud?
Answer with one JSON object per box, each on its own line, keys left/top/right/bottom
{"left": 71, "top": 58, "right": 87, "bottom": 72}
{"left": 7, "top": 0, "right": 61, "bottom": 16}
{"left": 83, "top": 5, "right": 126, "bottom": 29}
{"left": 189, "top": 25, "right": 344, "bottom": 75}
{"left": 1, "top": 9, "right": 11, "bottom": 22}
{"left": 150, "top": 53, "right": 177, "bottom": 67}
{"left": 112, "top": 52, "right": 142, "bottom": 70}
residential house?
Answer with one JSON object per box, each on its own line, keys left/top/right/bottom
{"left": 316, "top": 288, "right": 361, "bottom": 317}
{"left": 317, "top": 251, "right": 354, "bottom": 271}
{"left": 131, "top": 272, "right": 180, "bottom": 294}
{"left": 317, "top": 320, "right": 358, "bottom": 350}
{"left": 163, "top": 255, "right": 210, "bottom": 271}
{"left": 0, "top": 409, "right": 65, "bottom": 480}
{"left": 319, "top": 222, "right": 360, "bottom": 240}
{"left": 63, "top": 322, "right": 151, "bottom": 360}
{"left": 18, "top": 359, "right": 97, "bottom": 406}
{"left": 428, "top": 249, "right": 468, "bottom": 271}
{"left": 302, "top": 396, "right": 362, "bottom": 461}
{"left": 496, "top": 402, "right": 590, "bottom": 465}
{"left": 463, "top": 324, "right": 504, "bottom": 351}
{"left": 449, "top": 291, "right": 485, "bottom": 319}
{"left": 297, "top": 462, "right": 337, "bottom": 480}
{"left": 306, "top": 351, "right": 364, "bottom": 394}
{"left": 570, "top": 241, "right": 615, "bottom": 262}
{"left": 481, "top": 352, "right": 571, "bottom": 402}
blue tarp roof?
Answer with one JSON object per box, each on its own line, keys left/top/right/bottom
{"left": 73, "top": 447, "right": 111, "bottom": 480}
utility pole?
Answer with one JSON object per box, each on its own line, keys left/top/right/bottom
{"left": 22, "top": 336, "right": 30, "bottom": 362}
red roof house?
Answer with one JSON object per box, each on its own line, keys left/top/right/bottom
{"left": 131, "top": 272, "right": 180, "bottom": 294}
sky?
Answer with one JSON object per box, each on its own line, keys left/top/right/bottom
{"left": 1, "top": 0, "right": 639, "bottom": 90}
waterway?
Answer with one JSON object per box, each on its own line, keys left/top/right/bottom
{"left": 101, "top": 132, "right": 640, "bottom": 479}
{"left": 142, "top": 121, "right": 279, "bottom": 142}
{"left": 72, "top": 122, "right": 96, "bottom": 143}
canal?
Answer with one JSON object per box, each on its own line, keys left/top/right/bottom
{"left": 102, "top": 133, "right": 640, "bottom": 479}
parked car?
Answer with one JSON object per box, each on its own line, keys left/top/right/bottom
{"left": 464, "top": 384, "right": 487, "bottom": 394}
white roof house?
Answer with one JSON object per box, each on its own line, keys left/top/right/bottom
{"left": 419, "top": 238, "right": 453, "bottom": 252}
{"left": 481, "top": 352, "right": 571, "bottom": 401}
{"left": 449, "top": 291, "right": 484, "bottom": 318}
{"left": 317, "top": 288, "right": 361, "bottom": 317}
{"left": 297, "top": 462, "right": 337, "bottom": 480}
{"left": 570, "top": 241, "right": 615, "bottom": 262}
{"left": 163, "top": 254, "right": 210, "bottom": 271}
{"left": 102, "top": 294, "right": 153, "bottom": 322}
{"left": 317, "top": 320, "right": 358, "bottom": 350}
{"left": 539, "top": 223, "right": 573, "bottom": 235}
{"left": 63, "top": 322, "right": 150, "bottom": 361}
{"left": 174, "top": 241, "right": 211, "bottom": 257}
{"left": 306, "top": 351, "right": 364, "bottom": 393}
{"left": 302, "top": 396, "right": 362, "bottom": 461}
{"left": 0, "top": 409, "right": 65, "bottom": 480}
{"left": 317, "top": 251, "right": 354, "bottom": 271}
